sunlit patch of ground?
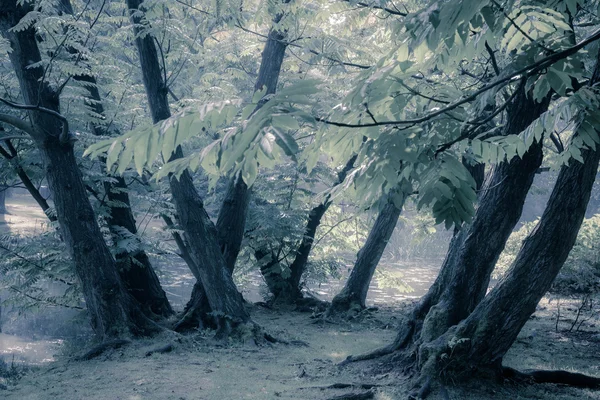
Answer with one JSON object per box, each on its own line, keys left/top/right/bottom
{"left": 0, "top": 333, "right": 62, "bottom": 364}
{"left": 0, "top": 194, "right": 51, "bottom": 236}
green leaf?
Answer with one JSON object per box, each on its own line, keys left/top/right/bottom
{"left": 271, "top": 128, "right": 299, "bottom": 158}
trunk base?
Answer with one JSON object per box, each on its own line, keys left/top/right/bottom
{"left": 173, "top": 282, "right": 216, "bottom": 332}
{"left": 326, "top": 292, "right": 365, "bottom": 319}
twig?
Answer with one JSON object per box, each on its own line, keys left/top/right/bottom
{"left": 339, "top": 0, "right": 407, "bottom": 16}
{"left": 485, "top": 41, "right": 500, "bottom": 76}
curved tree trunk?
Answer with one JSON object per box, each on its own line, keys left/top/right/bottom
{"left": 419, "top": 65, "right": 600, "bottom": 381}
{"left": 215, "top": 2, "right": 290, "bottom": 276}
{"left": 126, "top": 0, "right": 249, "bottom": 327}
{"left": 0, "top": 1, "right": 156, "bottom": 338}
{"left": 365, "top": 86, "right": 552, "bottom": 356}
{"left": 328, "top": 196, "right": 404, "bottom": 316}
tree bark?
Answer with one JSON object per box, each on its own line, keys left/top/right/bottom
{"left": 0, "top": 0, "right": 157, "bottom": 338}
{"left": 328, "top": 196, "right": 404, "bottom": 316}
{"left": 418, "top": 53, "right": 600, "bottom": 383}
{"left": 0, "top": 185, "right": 6, "bottom": 214}
{"left": 385, "top": 86, "right": 551, "bottom": 353}
{"left": 215, "top": 4, "right": 290, "bottom": 275}
{"left": 216, "top": 175, "right": 251, "bottom": 275}
{"left": 126, "top": 0, "right": 249, "bottom": 327}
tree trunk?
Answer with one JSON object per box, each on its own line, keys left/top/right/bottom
{"left": 418, "top": 54, "right": 600, "bottom": 384}
{"left": 264, "top": 155, "right": 358, "bottom": 302}
{"left": 328, "top": 196, "right": 404, "bottom": 316}
{"left": 0, "top": 185, "right": 6, "bottom": 214}
{"left": 216, "top": 175, "right": 250, "bottom": 275}
{"left": 126, "top": 0, "right": 249, "bottom": 327}
{"left": 384, "top": 87, "right": 551, "bottom": 353}
{"left": 215, "top": 7, "right": 290, "bottom": 275}
{"left": 0, "top": 0, "right": 157, "bottom": 338}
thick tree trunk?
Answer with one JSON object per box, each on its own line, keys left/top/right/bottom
{"left": 418, "top": 54, "right": 600, "bottom": 383}
{"left": 215, "top": 10, "right": 289, "bottom": 275}
{"left": 328, "top": 197, "right": 404, "bottom": 316}
{"left": 0, "top": 1, "right": 157, "bottom": 338}
{"left": 359, "top": 87, "right": 551, "bottom": 357}
{"left": 126, "top": 0, "right": 248, "bottom": 327}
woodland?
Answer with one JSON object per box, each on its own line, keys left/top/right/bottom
{"left": 2, "top": 0, "right": 600, "bottom": 399}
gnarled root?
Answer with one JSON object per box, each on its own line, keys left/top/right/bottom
{"left": 325, "top": 293, "right": 365, "bottom": 320}
{"left": 173, "top": 282, "right": 215, "bottom": 332}
{"left": 77, "top": 339, "right": 131, "bottom": 360}
{"left": 339, "top": 317, "right": 417, "bottom": 366}
{"left": 503, "top": 366, "right": 600, "bottom": 388}
{"left": 325, "top": 390, "right": 375, "bottom": 400}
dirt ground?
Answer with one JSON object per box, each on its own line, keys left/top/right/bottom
{"left": 2, "top": 193, "right": 600, "bottom": 399}
{"left": 1, "top": 298, "right": 599, "bottom": 400}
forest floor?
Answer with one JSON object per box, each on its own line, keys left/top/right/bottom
{"left": 2, "top": 193, "right": 600, "bottom": 399}
{"left": 2, "top": 298, "right": 600, "bottom": 400}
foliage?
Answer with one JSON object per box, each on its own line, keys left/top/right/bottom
{"left": 496, "top": 214, "right": 600, "bottom": 295}
{"left": 0, "top": 233, "right": 82, "bottom": 313}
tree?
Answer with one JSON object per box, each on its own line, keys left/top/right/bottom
{"left": 415, "top": 53, "right": 600, "bottom": 389}
{"left": 215, "top": 0, "right": 291, "bottom": 275}
{"left": 57, "top": 0, "right": 173, "bottom": 318}
{"left": 327, "top": 194, "right": 404, "bottom": 316}
{"left": 0, "top": 184, "right": 6, "bottom": 214}
{"left": 0, "top": 0, "right": 157, "bottom": 338}
{"left": 124, "top": 0, "right": 249, "bottom": 332}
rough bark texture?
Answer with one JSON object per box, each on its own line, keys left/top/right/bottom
{"left": 328, "top": 197, "right": 404, "bottom": 316}
{"left": 216, "top": 175, "right": 251, "bottom": 275}
{"left": 215, "top": 9, "right": 289, "bottom": 275}
{"left": 126, "top": 0, "right": 248, "bottom": 325}
{"left": 76, "top": 70, "right": 171, "bottom": 318}
{"left": 393, "top": 87, "right": 551, "bottom": 351}
{"left": 0, "top": 1, "right": 156, "bottom": 338}
{"left": 419, "top": 55, "right": 600, "bottom": 381}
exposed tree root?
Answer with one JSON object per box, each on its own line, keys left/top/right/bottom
{"left": 77, "top": 339, "right": 131, "bottom": 360}
{"left": 173, "top": 282, "right": 215, "bottom": 333}
{"left": 268, "top": 292, "right": 329, "bottom": 313}
{"left": 144, "top": 343, "right": 174, "bottom": 357}
{"left": 325, "top": 296, "right": 365, "bottom": 319}
{"left": 340, "top": 314, "right": 418, "bottom": 366}
{"left": 310, "top": 383, "right": 382, "bottom": 390}
{"left": 325, "top": 390, "right": 375, "bottom": 400}
{"left": 338, "top": 342, "right": 399, "bottom": 366}
{"left": 503, "top": 366, "right": 600, "bottom": 388}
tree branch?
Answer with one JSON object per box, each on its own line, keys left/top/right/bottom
{"left": 0, "top": 113, "right": 37, "bottom": 136}
{"left": 316, "top": 27, "right": 600, "bottom": 129}
{"left": 0, "top": 97, "right": 70, "bottom": 143}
